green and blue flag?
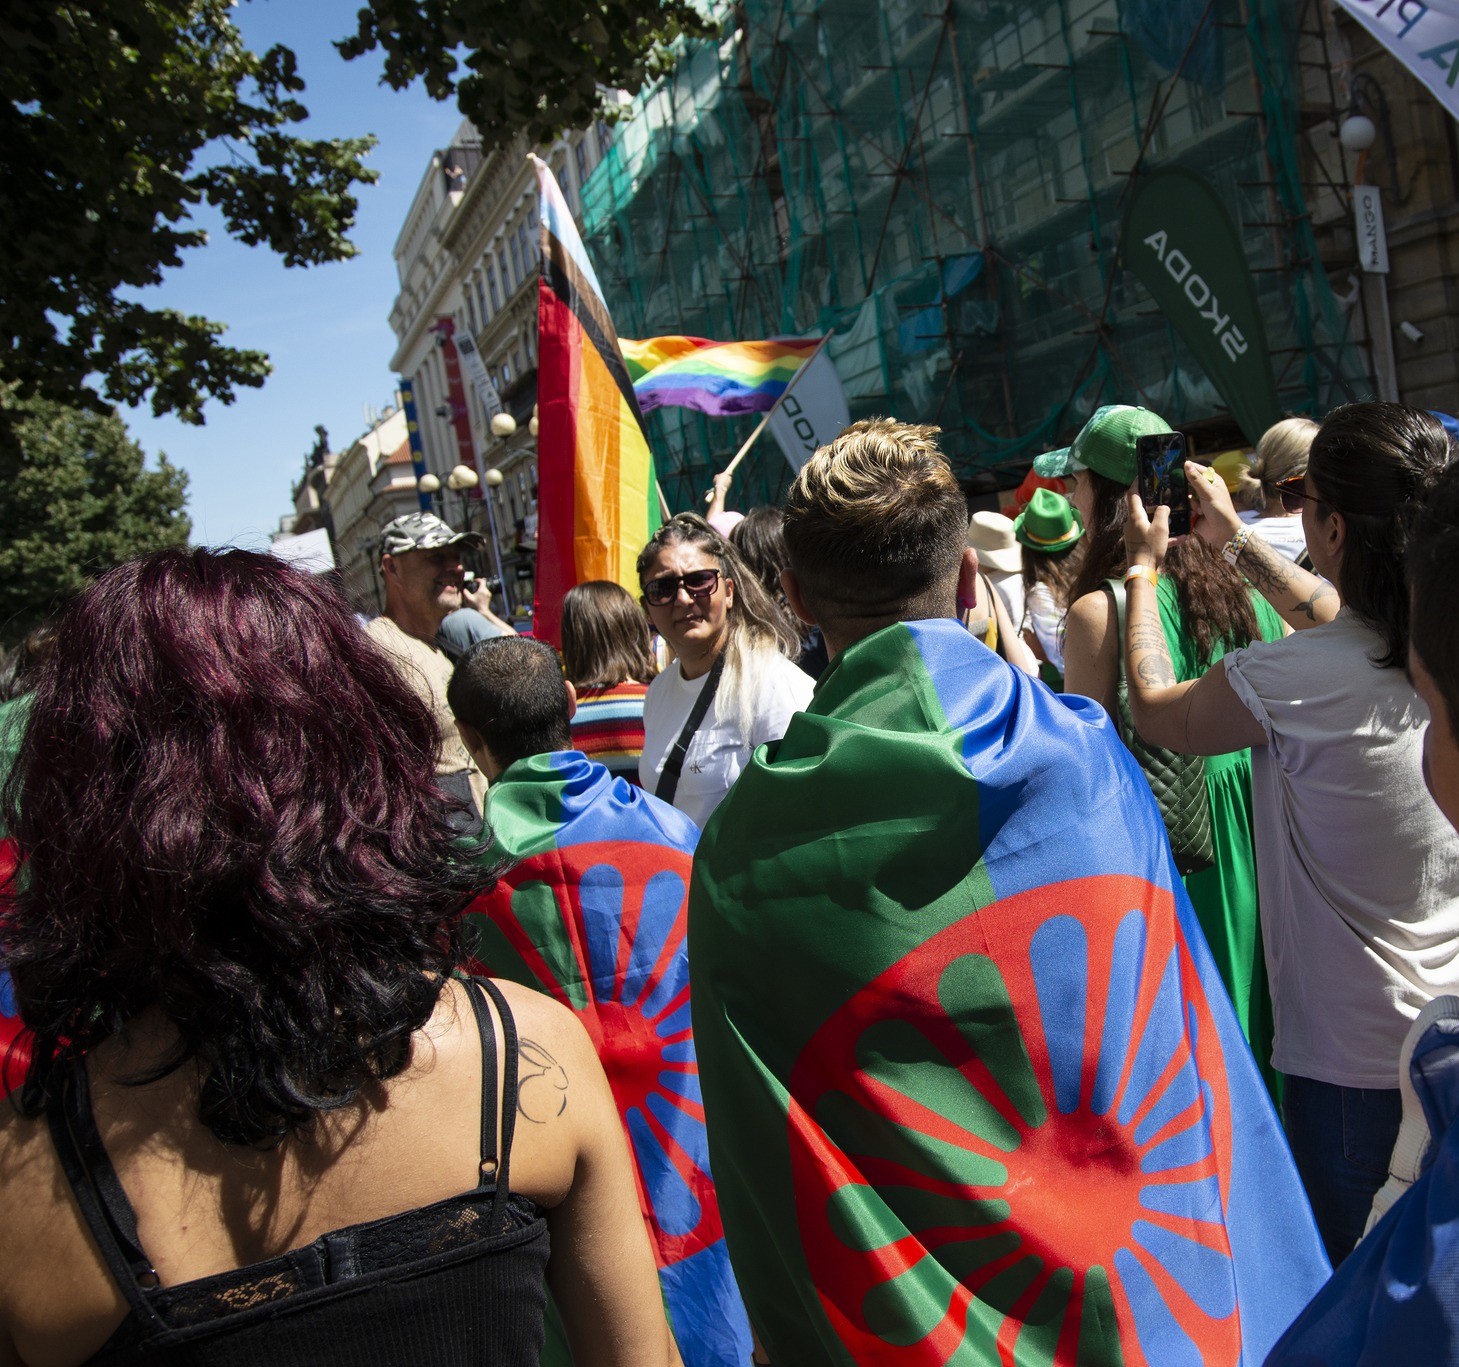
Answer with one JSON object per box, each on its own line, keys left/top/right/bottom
{"left": 464, "top": 752, "right": 750, "bottom": 1367}
{"left": 690, "top": 620, "right": 1328, "bottom": 1365}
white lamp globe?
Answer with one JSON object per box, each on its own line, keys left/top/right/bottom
{"left": 490, "top": 412, "right": 517, "bottom": 438}
{"left": 484, "top": 467, "right": 505, "bottom": 488}
{"left": 417, "top": 473, "right": 441, "bottom": 494}
{"left": 1340, "top": 114, "right": 1377, "bottom": 153}
{"left": 447, "top": 463, "right": 480, "bottom": 492}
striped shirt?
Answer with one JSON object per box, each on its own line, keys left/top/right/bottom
{"left": 571, "top": 681, "right": 650, "bottom": 785}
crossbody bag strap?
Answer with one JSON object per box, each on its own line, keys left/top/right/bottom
{"left": 654, "top": 654, "right": 725, "bottom": 805}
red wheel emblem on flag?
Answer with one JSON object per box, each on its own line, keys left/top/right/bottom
{"left": 788, "top": 875, "right": 1240, "bottom": 1366}
{"left": 465, "top": 841, "right": 721, "bottom": 1267}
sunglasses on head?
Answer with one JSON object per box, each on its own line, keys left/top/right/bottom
{"left": 1266, "top": 474, "right": 1317, "bottom": 514}
{"left": 642, "top": 568, "right": 721, "bottom": 606}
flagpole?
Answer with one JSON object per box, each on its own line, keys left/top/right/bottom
{"left": 702, "top": 330, "right": 836, "bottom": 504}
{"left": 656, "top": 481, "right": 672, "bottom": 522}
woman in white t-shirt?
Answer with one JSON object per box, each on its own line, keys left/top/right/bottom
{"left": 1120, "top": 402, "right": 1459, "bottom": 1269}
{"left": 637, "top": 514, "right": 813, "bottom": 829}
{"left": 1234, "top": 416, "right": 1319, "bottom": 563}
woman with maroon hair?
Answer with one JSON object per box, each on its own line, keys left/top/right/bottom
{"left": 0, "top": 549, "right": 677, "bottom": 1367}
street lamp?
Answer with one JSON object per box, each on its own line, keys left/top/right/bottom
{"left": 491, "top": 412, "right": 517, "bottom": 439}
{"left": 480, "top": 467, "right": 512, "bottom": 615}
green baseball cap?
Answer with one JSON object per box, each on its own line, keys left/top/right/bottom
{"left": 1032, "top": 405, "right": 1172, "bottom": 486}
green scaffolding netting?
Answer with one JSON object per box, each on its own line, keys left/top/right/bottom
{"left": 580, "top": 0, "right": 1372, "bottom": 511}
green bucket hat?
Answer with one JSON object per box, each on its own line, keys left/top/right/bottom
{"left": 1031, "top": 405, "right": 1172, "bottom": 486}
{"left": 1013, "top": 488, "right": 1085, "bottom": 554}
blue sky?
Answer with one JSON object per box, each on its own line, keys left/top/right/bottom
{"left": 121, "top": 1, "right": 465, "bottom": 549}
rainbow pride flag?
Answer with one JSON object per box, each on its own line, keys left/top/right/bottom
{"left": 630, "top": 337, "right": 823, "bottom": 416}
{"left": 531, "top": 155, "right": 661, "bottom": 648}
{"left": 620, "top": 335, "right": 715, "bottom": 384}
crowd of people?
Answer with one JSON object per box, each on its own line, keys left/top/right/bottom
{"left": 0, "top": 398, "right": 1457, "bottom": 1365}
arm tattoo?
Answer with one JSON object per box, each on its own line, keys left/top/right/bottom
{"left": 1136, "top": 654, "right": 1177, "bottom": 688}
{"left": 1293, "top": 580, "right": 1336, "bottom": 622}
{"left": 516, "top": 1038, "right": 569, "bottom": 1123}
{"left": 1236, "top": 538, "right": 1296, "bottom": 600}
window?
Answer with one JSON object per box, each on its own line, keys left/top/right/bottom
{"left": 516, "top": 224, "right": 534, "bottom": 279}
{"left": 574, "top": 139, "right": 590, "bottom": 192}
{"left": 487, "top": 264, "right": 500, "bottom": 310}
{"left": 596, "top": 121, "right": 612, "bottom": 159}
{"left": 464, "top": 292, "right": 477, "bottom": 335}
{"left": 508, "top": 235, "right": 522, "bottom": 292}
{"left": 475, "top": 275, "right": 489, "bottom": 323}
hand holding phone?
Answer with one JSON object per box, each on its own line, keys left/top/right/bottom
{"left": 1136, "top": 431, "right": 1191, "bottom": 538}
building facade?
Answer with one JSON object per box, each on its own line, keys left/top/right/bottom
{"left": 577, "top": 0, "right": 1453, "bottom": 508}
{"left": 324, "top": 406, "right": 416, "bottom": 614}
{"left": 387, "top": 120, "right": 612, "bottom": 620}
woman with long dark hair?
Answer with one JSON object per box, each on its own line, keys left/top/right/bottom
{"left": 637, "top": 514, "right": 812, "bottom": 828}
{"left": 0, "top": 548, "right": 676, "bottom": 1366}
{"left": 1050, "top": 406, "right": 1285, "bottom": 1103}
{"left": 1121, "top": 401, "right": 1459, "bottom": 1267}
{"left": 561, "top": 579, "right": 656, "bottom": 785}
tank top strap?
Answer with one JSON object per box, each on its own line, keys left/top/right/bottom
{"left": 44, "top": 1060, "right": 167, "bottom": 1330}
{"left": 464, "top": 977, "right": 522, "bottom": 1229}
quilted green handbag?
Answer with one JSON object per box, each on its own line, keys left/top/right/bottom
{"left": 1106, "top": 581, "right": 1214, "bottom": 876}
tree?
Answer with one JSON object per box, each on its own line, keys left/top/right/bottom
{"left": 1, "top": 0, "right": 708, "bottom": 431}
{"left": 1, "top": 1, "right": 377, "bottom": 426}
{"left": 0, "top": 392, "right": 191, "bottom": 647}
{"left": 338, "top": 0, "right": 713, "bottom": 152}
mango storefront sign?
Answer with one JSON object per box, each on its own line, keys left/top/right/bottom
{"left": 1120, "top": 167, "right": 1281, "bottom": 445}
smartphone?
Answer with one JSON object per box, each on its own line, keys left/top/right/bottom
{"left": 1136, "top": 431, "right": 1191, "bottom": 537}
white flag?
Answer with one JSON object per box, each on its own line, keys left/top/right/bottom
{"left": 767, "top": 348, "right": 851, "bottom": 473}
{"left": 455, "top": 334, "right": 505, "bottom": 421}
{"left": 1330, "top": 0, "right": 1459, "bottom": 123}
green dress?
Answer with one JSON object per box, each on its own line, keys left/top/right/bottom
{"left": 1153, "top": 577, "right": 1283, "bottom": 1103}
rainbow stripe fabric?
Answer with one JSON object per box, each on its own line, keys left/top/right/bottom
{"left": 619, "top": 335, "right": 715, "bottom": 384}
{"left": 569, "top": 681, "right": 649, "bottom": 786}
{"left": 531, "top": 156, "right": 661, "bottom": 648}
{"left": 629, "top": 336, "right": 822, "bottom": 416}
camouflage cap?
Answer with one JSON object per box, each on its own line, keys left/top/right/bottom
{"left": 378, "top": 511, "right": 484, "bottom": 560}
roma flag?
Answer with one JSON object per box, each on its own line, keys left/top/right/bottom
{"left": 462, "top": 752, "right": 751, "bottom": 1367}
{"left": 531, "top": 155, "right": 660, "bottom": 647}
{"left": 689, "top": 620, "right": 1329, "bottom": 1365}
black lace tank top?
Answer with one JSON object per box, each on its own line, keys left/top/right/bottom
{"left": 45, "top": 978, "right": 551, "bottom": 1366}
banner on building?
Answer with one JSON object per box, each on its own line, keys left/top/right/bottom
{"left": 428, "top": 317, "right": 482, "bottom": 487}
{"left": 1332, "top": 1, "right": 1459, "bottom": 123}
{"left": 397, "top": 378, "right": 432, "bottom": 512}
{"left": 455, "top": 333, "right": 506, "bottom": 422}
{"left": 766, "top": 347, "right": 851, "bottom": 473}
{"left": 1120, "top": 167, "right": 1281, "bottom": 446}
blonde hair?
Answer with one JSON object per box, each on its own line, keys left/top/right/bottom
{"left": 1237, "top": 416, "right": 1319, "bottom": 514}
{"left": 783, "top": 419, "right": 967, "bottom": 623}
{"left": 636, "top": 514, "right": 801, "bottom": 739}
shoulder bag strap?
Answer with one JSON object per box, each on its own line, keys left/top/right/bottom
{"left": 654, "top": 654, "right": 725, "bottom": 805}
{"left": 467, "top": 976, "right": 523, "bottom": 1230}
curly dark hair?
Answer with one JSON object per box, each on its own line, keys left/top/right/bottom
{"left": 0, "top": 548, "right": 495, "bottom": 1147}
{"left": 1070, "top": 470, "right": 1260, "bottom": 661}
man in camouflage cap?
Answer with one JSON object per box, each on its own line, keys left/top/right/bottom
{"left": 365, "top": 511, "right": 488, "bottom": 828}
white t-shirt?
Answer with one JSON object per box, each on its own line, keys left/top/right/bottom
{"left": 985, "top": 569, "right": 1026, "bottom": 637}
{"left": 1223, "top": 608, "right": 1459, "bottom": 1087}
{"left": 1023, "top": 582, "right": 1066, "bottom": 673}
{"left": 1239, "top": 509, "right": 1308, "bottom": 562}
{"left": 639, "top": 651, "right": 814, "bottom": 830}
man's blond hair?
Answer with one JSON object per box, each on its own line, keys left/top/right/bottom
{"left": 783, "top": 418, "right": 968, "bottom": 627}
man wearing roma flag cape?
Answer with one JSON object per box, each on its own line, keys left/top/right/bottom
{"left": 447, "top": 637, "right": 752, "bottom": 1367}
{"left": 531, "top": 154, "right": 661, "bottom": 648}
{"left": 689, "top": 419, "right": 1329, "bottom": 1365}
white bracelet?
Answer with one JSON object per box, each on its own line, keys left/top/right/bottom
{"left": 1221, "top": 526, "right": 1251, "bottom": 566}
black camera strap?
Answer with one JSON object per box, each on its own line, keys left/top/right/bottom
{"left": 655, "top": 654, "right": 725, "bottom": 806}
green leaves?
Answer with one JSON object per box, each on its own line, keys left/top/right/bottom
{"left": 0, "top": 391, "right": 191, "bottom": 645}
{"left": 336, "top": 0, "right": 715, "bottom": 150}
{"left": 0, "top": 0, "right": 375, "bottom": 424}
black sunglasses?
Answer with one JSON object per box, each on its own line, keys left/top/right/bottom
{"left": 642, "top": 568, "right": 721, "bottom": 606}
{"left": 1266, "top": 475, "right": 1317, "bottom": 514}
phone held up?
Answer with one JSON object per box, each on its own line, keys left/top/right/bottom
{"left": 1135, "top": 431, "right": 1191, "bottom": 538}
